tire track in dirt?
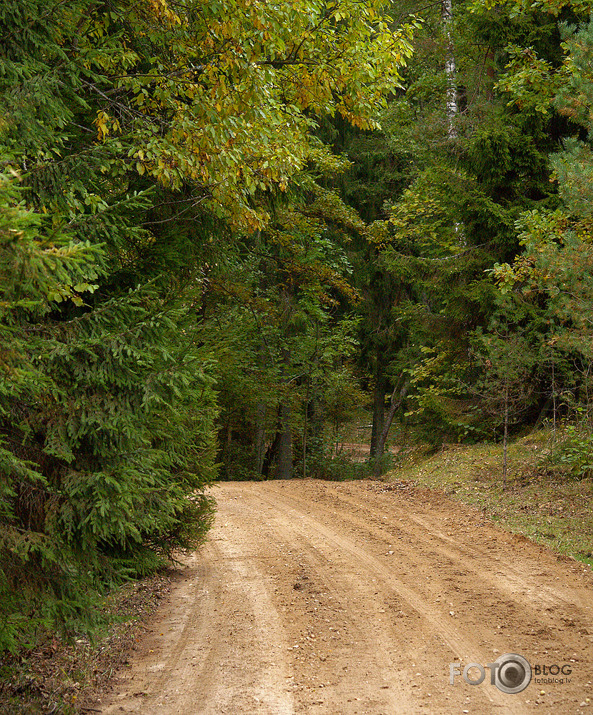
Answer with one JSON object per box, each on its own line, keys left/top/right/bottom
{"left": 311, "top": 482, "right": 588, "bottom": 612}
{"left": 259, "top": 480, "right": 593, "bottom": 712}
{"left": 254, "top": 486, "right": 527, "bottom": 713}
{"left": 272, "top": 482, "right": 592, "bottom": 631}
{"left": 238, "top": 495, "right": 418, "bottom": 714}
{"left": 98, "top": 479, "right": 593, "bottom": 714}
{"left": 100, "top": 527, "right": 294, "bottom": 714}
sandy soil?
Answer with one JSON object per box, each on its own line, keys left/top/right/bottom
{"left": 97, "top": 479, "right": 593, "bottom": 714}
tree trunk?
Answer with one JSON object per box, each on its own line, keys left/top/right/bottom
{"left": 275, "top": 347, "right": 293, "bottom": 480}
{"left": 254, "top": 402, "right": 266, "bottom": 476}
{"left": 221, "top": 415, "right": 233, "bottom": 478}
{"left": 373, "top": 380, "right": 408, "bottom": 477}
{"left": 552, "top": 359, "right": 557, "bottom": 440}
{"left": 275, "top": 402, "right": 292, "bottom": 480}
{"left": 306, "top": 396, "right": 323, "bottom": 463}
{"left": 370, "top": 372, "right": 386, "bottom": 459}
{"left": 442, "top": 0, "right": 458, "bottom": 139}
{"left": 262, "top": 428, "right": 280, "bottom": 479}
{"left": 302, "top": 385, "right": 309, "bottom": 479}
{"left": 502, "top": 381, "right": 509, "bottom": 487}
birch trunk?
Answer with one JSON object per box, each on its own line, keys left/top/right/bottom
{"left": 442, "top": 0, "right": 458, "bottom": 139}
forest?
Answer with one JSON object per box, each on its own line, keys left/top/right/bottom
{"left": 2, "top": 0, "right": 593, "bottom": 656}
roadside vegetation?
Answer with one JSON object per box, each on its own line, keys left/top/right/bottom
{"left": 0, "top": 572, "right": 172, "bottom": 714}
{"left": 390, "top": 430, "right": 593, "bottom": 568}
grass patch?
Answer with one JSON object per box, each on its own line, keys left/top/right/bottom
{"left": 389, "top": 431, "right": 593, "bottom": 568}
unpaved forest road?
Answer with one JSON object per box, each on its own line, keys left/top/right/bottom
{"left": 99, "top": 479, "right": 593, "bottom": 714}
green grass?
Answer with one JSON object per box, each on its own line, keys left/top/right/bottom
{"left": 388, "top": 431, "right": 593, "bottom": 568}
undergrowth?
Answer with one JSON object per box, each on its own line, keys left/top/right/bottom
{"left": 0, "top": 572, "right": 171, "bottom": 714}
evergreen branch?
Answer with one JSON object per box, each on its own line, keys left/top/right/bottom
{"left": 0, "top": 0, "right": 72, "bottom": 45}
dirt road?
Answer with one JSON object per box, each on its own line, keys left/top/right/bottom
{"left": 99, "top": 479, "right": 593, "bottom": 714}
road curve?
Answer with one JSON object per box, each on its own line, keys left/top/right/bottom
{"left": 99, "top": 479, "right": 593, "bottom": 714}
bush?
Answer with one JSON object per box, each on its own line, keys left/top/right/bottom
{"left": 547, "top": 423, "right": 593, "bottom": 480}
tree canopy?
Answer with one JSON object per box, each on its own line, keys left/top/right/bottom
{"left": 3, "top": 0, "right": 593, "bottom": 660}
{"left": 0, "top": 0, "right": 418, "bottom": 651}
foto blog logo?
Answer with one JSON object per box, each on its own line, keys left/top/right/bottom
{"left": 449, "top": 653, "right": 532, "bottom": 694}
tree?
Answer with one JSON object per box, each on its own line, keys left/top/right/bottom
{"left": 197, "top": 172, "right": 366, "bottom": 481}
{"left": 352, "top": 0, "right": 567, "bottom": 449}
{"left": 0, "top": 166, "right": 219, "bottom": 651}
{"left": 472, "top": 308, "right": 539, "bottom": 484}
{"left": 0, "top": 0, "right": 420, "bottom": 649}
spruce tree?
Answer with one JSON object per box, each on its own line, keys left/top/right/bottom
{"left": 0, "top": 0, "right": 219, "bottom": 650}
